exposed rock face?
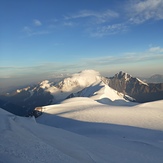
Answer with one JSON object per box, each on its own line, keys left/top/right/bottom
{"left": 108, "top": 71, "right": 163, "bottom": 102}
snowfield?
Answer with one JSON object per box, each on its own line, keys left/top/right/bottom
{"left": 1, "top": 98, "right": 163, "bottom": 163}
{"left": 39, "top": 97, "right": 163, "bottom": 131}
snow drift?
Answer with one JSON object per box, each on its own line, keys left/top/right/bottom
{"left": 1, "top": 98, "right": 163, "bottom": 162}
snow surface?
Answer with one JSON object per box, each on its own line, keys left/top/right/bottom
{"left": 39, "top": 98, "right": 163, "bottom": 131}
{"left": 75, "top": 81, "right": 128, "bottom": 105}
{"left": 1, "top": 98, "right": 163, "bottom": 162}
{"left": 136, "top": 78, "right": 149, "bottom": 86}
{"left": 16, "top": 86, "right": 31, "bottom": 93}
{"left": 39, "top": 80, "right": 51, "bottom": 89}
{"left": 37, "top": 98, "right": 163, "bottom": 163}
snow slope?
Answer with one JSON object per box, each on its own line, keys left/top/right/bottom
{"left": 37, "top": 98, "right": 163, "bottom": 162}
{"left": 69, "top": 81, "right": 131, "bottom": 105}
{"left": 1, "top": 98, "right": 163, "bottom": 162}
{"left": 38, "top": 98, "right": 163, "bottom": 131}
{"left": 47, "top": 70, "right": 102, "bottom": 102}
{"left": 1, "top": 108, "right": 116, "bottom": 163}
{"left": 1, "top": 99, "right": 163, "bottom": 163}
{"left": 0, "top": 97, "right": 163, "bottom": 163}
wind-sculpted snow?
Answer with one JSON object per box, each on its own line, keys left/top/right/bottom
{"left": 1, "top": 99, "right": 163, "bottom": 162}
{"left": 39, "top": 98, "right": 163, "bottom": 131}
{"left": 68, "top": 81, "right": 128, "bottom": 105}
{"left": 37, "top": 99, "right": 163, "bottom": 162}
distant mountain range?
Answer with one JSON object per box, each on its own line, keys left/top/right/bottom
{"left": 143, "top": 74, "right": 163, "bottom": 83}
{"left": 0, "top": 70, "right": 163, "bottom": 116}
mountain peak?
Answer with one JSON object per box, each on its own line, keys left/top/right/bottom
{"left": 147, "top": 74, "right": 163, "bottom": 83}
{"left": 115, "top": 71, "right": 131, "bottom": 80}
{"left": 39, "top": 80, "right": 51, "bottom": 89}
{"left": 58, "top": 69, "right": 101, "bottom": 90}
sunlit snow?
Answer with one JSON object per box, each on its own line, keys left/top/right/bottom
{"left": 1, "top": 98, "right": 163, "bottom": 162}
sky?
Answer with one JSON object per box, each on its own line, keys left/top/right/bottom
{"left": 1, "top": 0, "right": 163, "bottom": 89}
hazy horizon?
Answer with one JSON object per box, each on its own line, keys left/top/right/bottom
{"left": 1, "top": 69, "right": 163, "bottom": 92}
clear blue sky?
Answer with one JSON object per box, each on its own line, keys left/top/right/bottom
{"left": 1, "top": 0, "right": 163, "bottom": 88}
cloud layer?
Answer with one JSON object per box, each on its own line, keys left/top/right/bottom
{"left": 33, "top": 19, "right": 42, "bottom": 26}
{"left": 128, "top": 0, "right": 163, "bottom": 24}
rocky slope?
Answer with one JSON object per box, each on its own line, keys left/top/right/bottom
{"left": 107, "top": 71, "right": 163, "bottom": 102}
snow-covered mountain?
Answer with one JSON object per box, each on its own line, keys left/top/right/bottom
{"left": 108, "top": 71, "right": 163, "bottom": 102}
{"left": 0, "top": 70, "right": 163, "bottom": 116}
{"left": 1, "top": 70, "right": 121, "bottom": 115}
{"left": 41, "top": 70, "right": 103, "bottom": 102}
{"left": 0, "top": 84, "right": 53, "bottom": 115}
{"left": 67, "top": 81, "right": 134, "bottom": 105}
